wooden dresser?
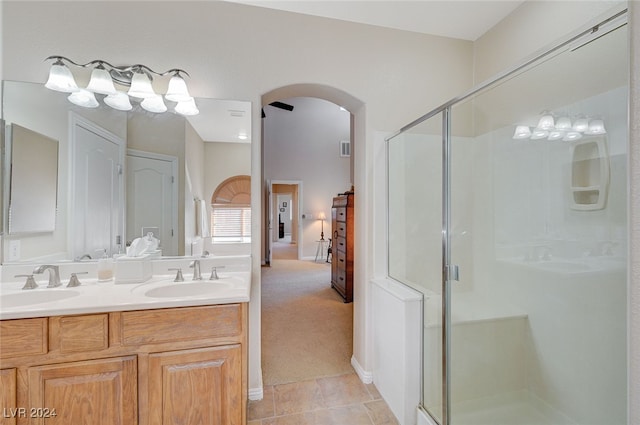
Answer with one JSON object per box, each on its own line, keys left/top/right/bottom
{"left": 331, "top": 192, "right": 354, "bottom": 303}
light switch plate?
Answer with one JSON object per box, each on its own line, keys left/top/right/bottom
{"left": 8, "top": 239, "right": 20, "bottom": 261}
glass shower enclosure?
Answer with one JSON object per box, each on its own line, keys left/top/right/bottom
{"left": 387, "top": 8, "right": 628, "bottom": 425}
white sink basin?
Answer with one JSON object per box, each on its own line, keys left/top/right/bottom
{"left": 1, "top": 290, "right": 80, "bottom": 308}
{"left": 142, "top": 281, "right": 234, "bottom": 298}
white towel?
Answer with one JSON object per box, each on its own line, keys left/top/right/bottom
{"left": 196, "top": 199, "right": 210, "bottom": 237}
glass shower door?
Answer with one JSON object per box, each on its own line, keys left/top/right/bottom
{"left": 448, "top": 19, "right": 628, "bottom": 425}
{"left": 387, "top": 112, "right": 444, "bottom": 423}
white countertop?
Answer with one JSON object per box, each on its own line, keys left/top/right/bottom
{"left": 0, "top": 271, "right": 251, "bottom": 320}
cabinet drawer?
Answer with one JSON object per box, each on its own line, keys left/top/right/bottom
{"left": 334, "top": 221, "right": 347, "bottom": 238}
{"left": 121, "top": 305, "right": 242, "bottom": 346}
{"left": 51, "top": 314, "right": 109, "bottom": 354}
{"left": 335, "top": 207, "right": 347, "bottom": 222}
{"left": 0, "top": 318, "right": 48, "bottom": 359}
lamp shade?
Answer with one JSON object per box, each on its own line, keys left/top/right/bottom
{"left": 537, "top": 114, "right": 555, "bottom": 131}
{"left": 585, "top": 119, "right": 606, "bottom": 135}
{"left": 128, "top": 71, "right": 156, "bottom": 99}
{"left": 175, "top": 98, "right": 199, "bottom": 116}
{"left": 141, "top": 95, "right": 167, "bottom": 113}
{"left": 530, "top": 129, "right": 549, "bottom": 140}
{"left": 573, "top": 118, "right": 589, "bottom": 132}
{"left": 68, "top": 90, "right": 99, "bottom": 108}
{"left": 86, "top": 67, "right": 117, "bottom": 95}
{"left": 512, "top": 125, "right": 531, "bottom": 140}
{"left": 45, "top": 63, "right": 79, "bottom": 93}
{"left": 555, "top": 116, "right": 572, "bottom": 131}
{"left": 104, "top": 92, "right": 133, "bottom": 111}
{"left": 547, "top": 130, "right": 564, "bottom": 141}
{"left": 563, "top": 131, "right": 583, "bottom": 141}
{"left": 165, "top": 75, "right": 192, "bottom": 102}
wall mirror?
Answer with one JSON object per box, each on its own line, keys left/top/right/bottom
{"left": 6, "top": 123, "right": 59, "bottom": 234}
{"left": 1, "top": 80, "right": 251, "bottom": 264}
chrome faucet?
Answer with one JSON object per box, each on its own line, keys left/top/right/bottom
{"left": 33, "top": 265, "right": 62, "bottom": 288}
{"left": 189, "top": 260, "right": 202, "bottom": 281}
{"left": 74, "top": 254, "right": 92, "bottom": 261}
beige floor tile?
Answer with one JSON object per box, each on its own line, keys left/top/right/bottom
{"left": 273, "top": 379, "right": 326, "bottom": 415}
{"left": 315, "top": 404, "right": 374, "bottom": 425}
{"left": 263, "top": 412, "right": 317, "bottom": 425}
{"left": 248, "top": 386, "right": 276, "bottom": 420}
{"left": 364, "top": 400, "right": 400, "bottom": 425}
{"left": 365, "top": 383, "right": 382, "bottom": 400}
{"left": 317, "top": 373, "right": 373, "bottom": 408}
{"left": 248, "top": 421, "right": 262, "bottom": 425}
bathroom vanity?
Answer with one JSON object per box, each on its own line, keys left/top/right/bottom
{"left": 0, "top": 264, "right": 250, "bottom": 425}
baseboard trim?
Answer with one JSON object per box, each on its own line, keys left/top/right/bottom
{"left": 248, "top": 387, "right": 264, "bottom": 400}
{"left": 351, "top": 356, "right": 373, "bottom": 384}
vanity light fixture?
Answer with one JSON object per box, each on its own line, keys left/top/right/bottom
{"left": 512, "top": 113, "right": 606, "bottom": 141}
{"left": 44, "top": 56, "right": 198, "bottom": 115}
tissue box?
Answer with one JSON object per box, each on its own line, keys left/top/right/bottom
{"left": 114, "top": 255, "right": 152, "bottom": 284}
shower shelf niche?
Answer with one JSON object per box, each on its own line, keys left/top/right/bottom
{"left": 570, "top": 137, "right": 609, "bottom": 211}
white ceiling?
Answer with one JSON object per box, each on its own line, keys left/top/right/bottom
{"left": 224, "top": 0, "right": 525, "bottom": 41}
{"left": 187, "top": 98, "right": 252, "bottom": 143}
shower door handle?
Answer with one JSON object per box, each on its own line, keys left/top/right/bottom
{"left": 445, "top": 264, "right": 460, "bottom": 282}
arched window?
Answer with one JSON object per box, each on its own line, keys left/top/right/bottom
{"left": 211, "top": 175, "right": 251, "bottom": 243}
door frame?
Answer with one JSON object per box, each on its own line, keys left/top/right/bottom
{"left": 266, "top": 179, "right": 303, "bottom": 264}
{"left": 126, "top": 149, "right": 179, "bottom": 256}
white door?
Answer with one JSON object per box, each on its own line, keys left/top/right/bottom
{"left": 126, "top": 151, "right": 177, "bottom": 256}
{"left": 266, "top": 182, "right": 273, "bottom": 265}
{"left": 70, "top": 115, "right": 125, "bottom": 259}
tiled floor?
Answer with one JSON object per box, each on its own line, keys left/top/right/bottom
{"left": 247, "top": 372, "right": 399, "bottom": 425}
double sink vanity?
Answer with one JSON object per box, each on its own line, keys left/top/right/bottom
{"left": 0, "top": 255, "right": 251, "bottom": 425}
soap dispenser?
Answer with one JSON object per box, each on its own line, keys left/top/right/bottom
{"left": 97, "top": 249, "right": 114, "bottom": 281}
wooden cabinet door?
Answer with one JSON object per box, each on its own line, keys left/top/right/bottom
{"left": 148, "top": 345, "right": 242, "bottom": 425}
{"left": 28, "top": 356, "right": 137, "bottom": 425}
{"left": 0, "top": 369, "right": 16, "bottom": 425}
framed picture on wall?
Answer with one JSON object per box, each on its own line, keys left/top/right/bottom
{"left": 282, "top": 202, "right": 287, "bottom": 207}
{"left": 280, "top": 207, "right": 285, "bottom": 212}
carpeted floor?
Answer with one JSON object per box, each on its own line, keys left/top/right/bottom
{"left": 261, "top": 259, "right": 354, "bottom": 385}
{"left": 272, "top": 236, "right": 297, "bottom": 260}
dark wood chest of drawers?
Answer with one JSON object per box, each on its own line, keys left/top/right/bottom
{"left": 331, "top": 192, "right": 354, "bottom": 303}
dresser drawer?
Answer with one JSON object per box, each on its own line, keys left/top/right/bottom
{"left": 334, "top": 221, "right": 347, "bottom": 238}
{"left": 120, "top": 304, "right": 242, "bottom": 346}
{"left": 335, "top": 236, "right": 347, "bottom": 253}
{"left": 0, "top": 318, "right": 48, "bottom": 359}
{"left": 334, "top": 207, "right": 347, "bottom": 222}
{"left": 335, "top": 249, "right": 347, "bottom": 269}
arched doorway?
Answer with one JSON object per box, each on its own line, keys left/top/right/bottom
{"left": 259, "top": 84, "right": 366, "bottom": 386}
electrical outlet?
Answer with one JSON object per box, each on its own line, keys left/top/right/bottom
{"left": 8, "top": 240, "right": 20, "bottom": 261}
